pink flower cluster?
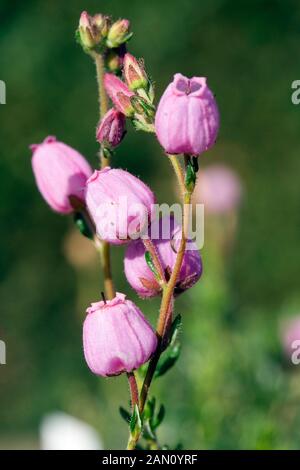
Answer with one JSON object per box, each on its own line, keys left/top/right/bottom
{"left": 31, "top": 42, "right": 219, "bottom": 377}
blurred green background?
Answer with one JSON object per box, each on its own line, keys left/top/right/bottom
{"left": 1, "top": 0, "right": 300, "bottom": 450}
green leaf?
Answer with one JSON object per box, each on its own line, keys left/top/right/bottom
{"left": 137, "top": 362, "right": 148, "bottom": 379}
{"left": 131, "top": 118, "right": 154, "bottom": 133}
{"left": 74, "top": 213, "right": 94, "bottom": 240}
{"left": 154, "top": 342, "right": 181, "bottom": 378}
{"left": 169, "top": 314, "right": 182, "bottom": 347}
{"left": 130, "top": 95, "right": 155, "bottom": 118}
{"left": 75, "top": 30, "right": 81, "bottom": 45}
{"left": 185, "top": 160, "right": 196, "bottom": 192}
{"left": 192, "top": 156, "right": 199, "bottom": 173}
{"left": 143, "top": 422, "right": 156, "bottom": 441}
{"left": 143, "top": 396, "right": 156, "bottom": 421}
{"left": 102, "top": 146, "right": 114, "bottom": 159}
{"left": 145, "top": 251, "right": 159, "bottom": 279}
{"left": 130, "top": 404, "right": 142, "bottom": 436}
{"left": 119, "top": 406, "right": 131, "bottom": 423}
{"left": 152, "top": 404, "right": 165, "bottom": 430}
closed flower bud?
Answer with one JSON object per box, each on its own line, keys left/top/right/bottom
{"left": 106, "top": 19, "right": 132, "bottom": 48}
{"left": 83, "top": 292, "right": 157, "bottom": 376}
{"left": 104, "top": 73, "right": 135, "bottom": 117}
{"left": 78, "top": 11, "right": 110, "bottom": 50}
{"left": 96, "top": 108, "right": 126, "bottom": 149}
{"left": 155, "top": 73, "right": 219, "bottom": 156}
{"left": 124, "top": 216, "right": 202, "bottom": 297}
{"left": 31, "top": 136, "right": 92, "bottom": 214}
{"left": 93, "top": 13, "right": 110, "bottom": 38}
{"left": 105, "top": 44, "right": 126, "bottom": 74}
{"left": 85, "top": 167, "right": 155, "bottom": 245}
{"left": 123, "top": 53, "right": 148, "bottom": 91}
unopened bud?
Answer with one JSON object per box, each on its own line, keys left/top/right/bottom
{"left": 130, "top": 95, "right": 155, "bottom": 118}
{"left": 93, "top": 14, "right": 110, "bottom": 37}
{"left": 105, "top": 44, "right": 126, "bottom": 74}
{"left": 123, "top": 53, "right": 148, "bottom": 91}
{"left": 77, "top": 11, "right": 110, "bottom": 50}
{"left": 106, "top": 19, "right": 132, "bottom": 48}
{"left": 96, "top": 108, "right": 126, "bottom": 149}
{"left": 104, "top": 73, "right": 135, "bottom": 117}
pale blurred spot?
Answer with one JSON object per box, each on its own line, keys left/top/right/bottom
{"left": 63, "top": 229, "right": 97, "bottom": 268}
{"left": 40, "top": 412, "right": 103, "bottom": 450}
{"left": 192, "top": 164, "right": 243, "bottom": 215}
{"left": 280, "top": 316, "right": 300, "bottom": 360}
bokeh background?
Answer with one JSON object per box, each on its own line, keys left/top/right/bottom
{"left": 1, "top": 0, "right": 300, "bottom": 450}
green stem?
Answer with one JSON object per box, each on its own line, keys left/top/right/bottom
{"left": 91, "top": 51, "right": 115, "bottom": 300}
{"left": 138, "top": 155, "right": 193, "bottom": 419}
{"left": 92, "top": 52, "right": 109, "bottom": 139}
{"left": 168, "top": 155, "right": 186, "bottom": 197}
{"left": 91, "top": 50, "right": 110, "bottom": 169}
{"left": 143, "top": 238, "right": 166, "bottom": 288}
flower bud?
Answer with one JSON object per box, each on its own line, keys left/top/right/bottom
{"left": 124, "top": 216, "right": 202, "bottom": 297}
{"left": 104, "top": 73, "right": 135, "bottom": 117}
{"left": 93, "top": 13, "right": 110, "bottom": 38}
{"left": 85, "top": 167, "right": 156, "bottom": 245}
{"left": 31, "top": 136, "right": 92, "bottom": 214}
{"left": 83, "top": 292, "right": 157, "bottom": 377}
{"left": 105, "top": 44, "right": 126, "bottom": 74}
{"left": 192, "top": 165, "right": 242, "bottom": 214}
{"left": 78, "top": 11, "right": 110, "bottom": 50}
{"left": 123, "top": 53, "right": 148, "bottom": 91}
{"left": 106, "top": 19, "right": 132, "bottom": 49}
{"left": 155, "top": 73, "right": 219, "bottom": 156}
{"left": 96, "top": 108, "right": 126, "bottom": 149}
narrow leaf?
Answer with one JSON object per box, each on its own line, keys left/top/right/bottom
{"left": 152, "top": 404, "right": 165, "bottom": 430}
{"left": 74, "top": 213, "right": 93, "bottom": 240}
{"left": 169, "top": 314, "right": 182, "bottom": 347}
{"left": 130, "top": 404, "right": 142, "bottom": 435}
{"left": 154, "top": 343, "right": 181, "bottom": 378}
{"left": 119, "top": 406, "right": 131, "bottom": 423}
{"left": 145, "top": 251, "right": 158, "bottom": 278}
{"left": 185, "top": 160, "right": 196, "bottom": 192}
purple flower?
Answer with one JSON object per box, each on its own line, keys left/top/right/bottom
{"left": 85, "top": 167, "right": 156, "bottom": 245}
{"left": 31, "top": 136, "right": 92, "bottom": 214}
{"left": 83, "top": 292, "right": 157, "bottom": 376}
{"left": 123, "top": 53, "right": 148, "bottom": 91}
{"left": 155, "top": 73, "right": 219, "bottom": 156}
{"left": 104, "top": 73, "right": 135, "bottom": 116}
{"left": 124, "top": 215, "right": 202, "bottom": 297}
{"left": 96, "top": 108, "right": 126, "bottom": 148}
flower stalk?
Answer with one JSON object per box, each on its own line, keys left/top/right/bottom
{"left": 138, "top": 155, "right": 193, "bottom": 429}
{"left": 91, "top": 50, "right": 115, "bottom": 300}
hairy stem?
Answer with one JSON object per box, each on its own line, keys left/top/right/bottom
{"left": 138, "top": 156, "right": 192, "bottom": 416}
{"left": 169, "top": 154, "right": 186, "bottom": 197}
{"left": 143, "top": 238, "right": 166, "bottom": 287}
{"left": 156, "top": 192, "right": 191, "bottom": 335}
{"left": 92, "top": 51, "right": 110, "bottom": 167}
{"left": 127, "top": 371, "right": 139, "bottom": 410}
{"left": 126, "top": 372, "right": 140, "bottom": 450}
{"left": 127, "top": 434, "right": 140, "bottom": 451}
{"left": 97, "top": 242, "right": 115, "bottom": 300}
{"left": 91, "top": 51, "right": 115, "bottom": 300}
